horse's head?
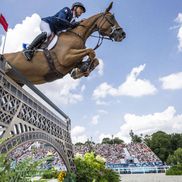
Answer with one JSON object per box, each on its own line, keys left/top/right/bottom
{"left": 96, "top": 2, "right": 126, "bottom": 42}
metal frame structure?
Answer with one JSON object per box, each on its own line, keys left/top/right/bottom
{"left": 0, "top": 57, "right": 75, "bottom": 172}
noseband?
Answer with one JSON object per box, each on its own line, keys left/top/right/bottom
{"left": 97, "top": 13, "right": 122, "bottom": 39}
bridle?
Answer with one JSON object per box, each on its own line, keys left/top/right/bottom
{"left": 98, "top": 13, "right": 121, "bottom": 38}
{"left": 92, "top": 13, "right": 122, "bottom": 50}
{"left": 68, "top": 12, "right": 122, "bottom": 50}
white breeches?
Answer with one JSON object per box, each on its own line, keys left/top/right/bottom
{"left": 40, "top": 20, "right": 52, "bottom": 37}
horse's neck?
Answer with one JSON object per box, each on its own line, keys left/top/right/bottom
{"left": 72, "top": 13, "right": 102, "bottom": 42}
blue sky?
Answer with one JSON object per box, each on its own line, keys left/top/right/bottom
{"left": 1, "top": 0, "right": 182, "bottom": 143}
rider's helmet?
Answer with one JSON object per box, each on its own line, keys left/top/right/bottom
{"left": 72, "top": 2, "right": 86, "bottom": 13}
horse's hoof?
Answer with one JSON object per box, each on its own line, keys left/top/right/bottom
{"left": 70, "top": 68, "right": 87, "bottom": 79}
{"left": 70, "top": 68, "right": 81, "bottom": 79}
{"left": 4, "top": 62, "right": 12, "bottom": 72}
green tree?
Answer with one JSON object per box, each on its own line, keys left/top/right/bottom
{"left": 143, "top": 134, "right": 151, "bottom": 145}
{"left": 75, "top": 142, "right": 84, "bottom": 146}
{"left": 170, "top": 134, "right": 182, "bottom": 152}
{"left": 175, "top": 148, "right": 182, "bottom": 164}
{"left": 102, "top": 137, "right": 123, "bottom": 145}
{"left": 113, "top": 137, "right": 124, "bottom": 144}
{"left": 146, "top": 131, "right": 171, "bottom": 162}
{"left": 74, "top": 152, "right": 120, "bottom": 182}
{"left": 102, "top": 138, "right": 111, "bottom": 144}
{"left": 0, "top": 152, "right": 51, "bottom": 182}
{"left": 167, "top": 148, "right": 182, "bottom": 166}
{"left": 167, "top": 154, "right": 177, "bottom": 165}
{"left": 166, "top": 148, "right": 182, "bottom": 175}
{"left": 129, "top": 130, "right": 142, "bottom": 143}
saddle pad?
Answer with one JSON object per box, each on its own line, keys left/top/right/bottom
{"left": 47, "top": 35, "right": 58, "bottom": 50}
{"left": 37, "top": 35, "right": 58, "bottom": 51}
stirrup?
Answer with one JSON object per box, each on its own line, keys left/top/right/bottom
{"left": 23, "top": 49, "right": 34, "bottom": 61}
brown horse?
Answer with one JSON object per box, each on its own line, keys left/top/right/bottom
{"left": 3, "top": 2, "right": 125, "bottom": 85}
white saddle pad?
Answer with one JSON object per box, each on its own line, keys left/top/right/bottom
{"left": 37, "top": 35, "right": 58, "bottom": 51}
{"left": 47, "top": 35, "right": 58, "bottom": 50}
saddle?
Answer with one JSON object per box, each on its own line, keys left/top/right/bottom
{"left": 40, "top": 35, "right": 58, "bottom": 50}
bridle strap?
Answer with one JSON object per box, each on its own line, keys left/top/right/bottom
{"left": 67, "top": 13, "right": 118, "bottom": 50}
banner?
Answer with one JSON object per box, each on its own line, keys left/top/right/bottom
{"left": 0, "top": 14, "right": 8, "bottom": 32}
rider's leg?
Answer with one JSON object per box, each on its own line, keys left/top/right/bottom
{"left": 23, "top": 21, "right": 51, "bottom": 61}
{"left": 23, "top": 32, "right": 47, "bottom": 61}
{"left": 40, "top": 21, "right": 54, "bottom": 48}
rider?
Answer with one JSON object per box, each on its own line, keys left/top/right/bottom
{"left": 23, "top": 2, "right": 86, "bottom": 61}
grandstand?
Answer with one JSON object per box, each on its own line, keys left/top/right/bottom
{"left": 9, "top": 142, "right": 169, "bottom": 174}
{"left": 74, "top": 143, "right": 170, "bottom": 174}
{"left": 9, "top": 141, "right": 67, "bottom": 171}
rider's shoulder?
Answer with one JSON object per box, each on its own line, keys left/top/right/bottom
{"left": 61, "top": 7, "right": 72, "bottom": 14}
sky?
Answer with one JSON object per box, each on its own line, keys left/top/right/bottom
{"left": 1, "top": 0, "right": 182, "bottom": 144}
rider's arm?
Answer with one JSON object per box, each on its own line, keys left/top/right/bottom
{"left": 55, "top": 7, "right": 74, "bottom": 28}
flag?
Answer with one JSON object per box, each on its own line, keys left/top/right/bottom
{"left": 0, "top": 13, "right": 8, "bottom": 32}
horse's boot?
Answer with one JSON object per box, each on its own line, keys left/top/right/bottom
{"left": 79, "top": 58, "right": 99, "bottom": 73}
{"left": 23, "top": 32, "right": 47, "bottom": 61}
{"left": 79, "top": 59, "right": 91, "bottom": 72}
{"left": 70, "top": 58, "right": 99, "bottom": 79}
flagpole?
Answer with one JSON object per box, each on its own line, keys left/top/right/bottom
{"left": 1, "top": 31, "right": 7, "bottom": 54}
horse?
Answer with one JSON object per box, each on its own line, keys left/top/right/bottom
{"left": 3, "top": 2, "right": 126, "bottom": 85}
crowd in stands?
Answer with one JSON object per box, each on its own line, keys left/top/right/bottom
{"left": 74, "top": 144, "right": 126, "bottom": 164}
{"left": 9, "top": 141, "right": 66, "bottom": 170}
{"left": 9, "top": 141, "right": 162, "bottom": 170}
{"left": 74, "top": 143, "right": 162, "bottom": 164}
{"left": 127, "top": 143, "right": 161, "bottom": 163}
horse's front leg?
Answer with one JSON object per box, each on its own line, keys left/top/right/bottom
{"left": 64, "top": 48, "right": 96, "bottom": 66}
{"left": 70, "top": 58, "right": 99, "bottom": 79}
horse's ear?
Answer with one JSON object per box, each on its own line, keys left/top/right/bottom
{"left": 105, "top": 2, "right": 113, "bottom": 13}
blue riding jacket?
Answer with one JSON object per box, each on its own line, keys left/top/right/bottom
{"left": 42, "top": 7, "right": 75, "bottom": 34}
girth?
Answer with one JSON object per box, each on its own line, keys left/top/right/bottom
{"left": 43, "top": 49, "right": 64, "bottom": 82}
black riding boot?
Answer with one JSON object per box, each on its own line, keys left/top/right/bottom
{"left": 23, "top": 32, "right": 47, "bottom": 61}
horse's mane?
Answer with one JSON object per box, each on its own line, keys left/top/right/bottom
{"left": 79, "top": 12, "right": 103, "bottom": 26}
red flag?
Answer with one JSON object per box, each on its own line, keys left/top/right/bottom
{"left": 0, "top": 14, "right": 8, "bottom": 32}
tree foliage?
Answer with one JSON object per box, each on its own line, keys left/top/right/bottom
{"left": 129, "top": 130, "right": 142, "bottom": 143}
{"left": 75, "top": 142, "right": 84, "bottom": 146}
{"left": 167, "top": 148, "right": 182, "bottom": 165}
{"left": 144, "top": 131, "right": 182, "bottom": 162}
{"left": 0, "top": 152, "right": 54, "bottom": 182}
{"left": 166, "top": 164, "right": 182, "bottom": 175}
{"left": 0, "top": 153, "right": 47, "bottom": 182}
{"left": 74, "top": 152, "right": 120, "bottom": 182}
{"left": 101, "top": 137, "right": 124, "bottom": 144}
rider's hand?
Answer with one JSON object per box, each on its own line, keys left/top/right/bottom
{"left": 80, "top": 19, "right": 85, "bottom": 22}
{"left": 71, "top": 22, "right": 80, "bottom": 28}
